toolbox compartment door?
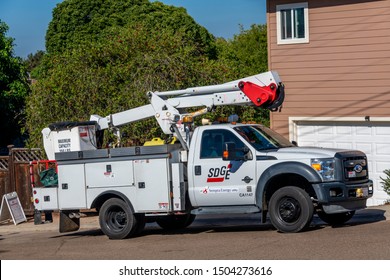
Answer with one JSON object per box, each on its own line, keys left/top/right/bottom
{"left": 134, "top": 158, "right": 171, "bottom": 212}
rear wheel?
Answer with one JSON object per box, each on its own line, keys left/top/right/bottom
{"left": 269, "top": 186, "right": 314, "bottom": 233}
{"left": 99, "top": 198, "right": 136, "bottom": 239}
{"left": 156, "top": 213, "right": 196, "bottom": 230}
{"left": 317, "top": 210, "right": 355, "bottom": 226}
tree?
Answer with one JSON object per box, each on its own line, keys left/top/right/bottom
{"left": 216, "top": 24, "right": 268, "bottom": 77}
{"left": 26, "top": 24, "right": 230, "bottom": 149}
{"left": 26, "top": 2, "right": 270, "bottom": 150}
{"left": 24, "top": 50, "right": 45, "bottom": 75}
{"left": 27, "top": 0, "right": 232, "bottom": 150}
{"left": 0, "top": 20, "right": 30, "bottom": 148}
{"left": 45, "top": 0, "right": 216, "bottom": 58}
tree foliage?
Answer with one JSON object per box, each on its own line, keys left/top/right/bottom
{"left": 0, "top": 20, "right": 30, "bottom": 148}
{"left": 27, "top": 24, "right": 231, "bottom": 148}
{"left": 46, "top": 0, "right": 216, "bottom": 58}
{"left": 216, "top": 24, "right": 268, "bottom": 76}
{"left": 26, "top": 1, "right": 270, "bottom": 150}
{"left": 24, "top": 50, "right": 45, "bottom": 75}
{"left": 380, "top": 169, "right": 390, "bottom": 203}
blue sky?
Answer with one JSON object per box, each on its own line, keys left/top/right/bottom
{"left": 0, "top": 0, "right": 266, "bottom": 58}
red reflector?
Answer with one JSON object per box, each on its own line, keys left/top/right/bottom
{"left": 35, "top": 199, "right": 39, "bottom": 204}
{"left": 33, "top": 190, "right": 37, "bottom": 194}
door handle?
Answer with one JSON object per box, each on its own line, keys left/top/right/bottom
{"left": 195, "top": 165, "right": 201, "bottom": 176}
{"left": 242, "top": 176, "right": 253, "bottom": 184}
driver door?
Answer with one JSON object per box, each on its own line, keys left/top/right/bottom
{"left": 192, "top": 129, "right": 257, "bottom": 206}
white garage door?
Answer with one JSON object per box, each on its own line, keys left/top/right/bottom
{"left": 296, "top": 121, "right": 390, "bottom": 206}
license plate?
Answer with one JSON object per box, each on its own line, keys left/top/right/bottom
{"left": 356, "top": 188, "right": 368, "bottom": 198}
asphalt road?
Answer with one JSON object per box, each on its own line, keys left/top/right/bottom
{"left": 1, "top": 206, "right": 390, "bottom": 260}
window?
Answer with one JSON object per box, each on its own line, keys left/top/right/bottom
{"left": 234, "top": 125, "right": 294, "bottom": 151}
{"left": 200, "top": 130, "right": 247, "bottom": 159}
{"left": 276, "top": 2, "right": 309, "bottom": 44}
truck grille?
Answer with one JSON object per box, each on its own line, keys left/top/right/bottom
{"left": 342, "top": 156, "right": 368, "bottom": 182}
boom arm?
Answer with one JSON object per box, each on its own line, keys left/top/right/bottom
{"left": 90, "top": 71, "right": 284, "bottom": 139}
{"left": 91, "top": 71, "right": 284, "bottom": 128}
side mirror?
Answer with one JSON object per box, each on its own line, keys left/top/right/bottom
{"left": 291, "top": 141, "right": 298, "bottom": 146}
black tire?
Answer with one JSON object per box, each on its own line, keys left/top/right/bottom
{"left": 99, "top": 198, "right": 136, "bottom": 239}
{"left": 156, "top": 213, "right": 196, "bottom": 230}
{"left": 317, "top": 210, "right": 355, "bottom": 226}
{"left": 269, "top": 186, "right": 314, "bottom": 233}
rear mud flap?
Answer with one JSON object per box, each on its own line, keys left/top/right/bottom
{"left": 59, "top": 211, "right": 80, "bottom": 233}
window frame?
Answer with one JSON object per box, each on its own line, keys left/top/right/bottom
{"left": 276, "top": 2, "right": 309, "bottom": 45}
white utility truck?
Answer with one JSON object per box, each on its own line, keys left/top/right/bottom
{"left": 33, "top": 71, "right": 373, "bottom": 239}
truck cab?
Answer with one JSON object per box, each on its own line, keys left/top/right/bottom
{"left": 188, "top": 123, "right": 373, "bottom": 232}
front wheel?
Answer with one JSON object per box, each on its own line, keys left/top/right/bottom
{"left": 269, "top": 186, "right": 314, "bottom": 233}
{"left": 99, "top": 198, "right": 136, "bottom": 239}
{"left": 317, "top": 210, "right": 355, "bottom": 226}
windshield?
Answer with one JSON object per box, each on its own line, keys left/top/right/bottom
{"left": 233, "top": 125, "right": 294, "bottom": 151}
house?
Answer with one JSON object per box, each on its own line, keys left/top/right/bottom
{"left": 267, "top": 0, "right": 390, "bottom": 205}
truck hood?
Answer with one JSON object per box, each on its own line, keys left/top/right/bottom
{"left": 264, "top": 146, "right": 352, "bottom": 160}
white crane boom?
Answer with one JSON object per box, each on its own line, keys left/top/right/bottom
{"left": 90, "top": 71, "right": 284, "bottom": 135}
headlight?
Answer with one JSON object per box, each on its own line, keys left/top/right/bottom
{"left": 311, "top": 158, "right": 335, "bottom": 181}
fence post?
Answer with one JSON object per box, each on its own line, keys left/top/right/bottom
{"left": 0, "top": 154, "right": 9, "bottom": 201}
{"left": 7, "top": 145, "right": 15, "bottom": 194}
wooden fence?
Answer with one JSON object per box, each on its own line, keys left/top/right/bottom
{"left": 0, "top": 146, "right": 45, "bottom": 215}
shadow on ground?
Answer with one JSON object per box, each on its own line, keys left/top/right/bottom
{"left": 52, "top": 209, "right": 387, "bottom": 239}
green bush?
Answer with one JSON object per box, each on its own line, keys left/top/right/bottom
{"left": 380, "top": 169, "right": 390, "bottom": 203}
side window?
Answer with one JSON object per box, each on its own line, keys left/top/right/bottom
{"left": 200, "top": 132, "right": 219, "bottom": 158}
{"left": 200, "top": 130, "right": 247, "bottom": 159}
